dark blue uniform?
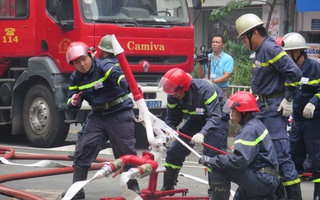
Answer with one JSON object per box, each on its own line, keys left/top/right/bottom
{"left": 164, "top": 79, "right": 222, "bottom": 169}
{"left": 205, "top": 116, "right": 279, "bottom": 199}
{"left": 67, "top": 56, "right": 137, "bottom": 168}
{"left": 290, "top": 58, "right": 320, "bottom": 181}
{"left": 253, "top": 36, "right": 302, "bottom": 186}
{"left": 204, "top": 83, "right": 229, "bottom": 156}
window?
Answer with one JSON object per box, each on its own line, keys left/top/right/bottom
{"left": 0, "top": 0, "right": 28, "bottom": 18}
{"left": 46, "top": 0, "right": 73, "bottom": 21}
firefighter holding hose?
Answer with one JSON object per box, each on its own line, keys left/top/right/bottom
{"left": 158, "top": 68, "right": 229, "bottom": 198}
{"left": 199, "top": 91, "right": 279, "bottom": 199}
{"left": 62, "top": 38, "right": 140, "bottom": 199}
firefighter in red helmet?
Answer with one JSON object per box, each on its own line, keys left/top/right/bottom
{"left": 62, "top": 40, "right": 140, "bottom": 199}
{"left": 199, "top": 91, "right": 279, "bottom": 199}
{"left": 275, "top": 36, "right": 284, "bottom": 47}
{"left": 159, "top": 68, "right": 230, "bottom": 198}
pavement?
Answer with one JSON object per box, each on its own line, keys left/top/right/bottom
{"left": 0, "top": 135, "right": 314, "bottom": 200}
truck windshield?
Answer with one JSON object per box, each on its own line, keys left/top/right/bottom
{"left": 80, "top": 0, "right": 190, "bottom": 26}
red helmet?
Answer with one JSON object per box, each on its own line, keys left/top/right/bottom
{"left": 275, "top": 36, "right": 284, "bottom": 47}
{"left": 224, "top": 91, "right": 260, "bottom": 113}
{"left": 159, "top": 68, "right": 192, "bottom": 95}
{"left": 66, "top": 41, "right": 90, "bottom": 64}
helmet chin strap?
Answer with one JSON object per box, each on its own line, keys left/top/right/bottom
{"left": 239, "top": 112, "right": 251, "bottom": 126}
{"left": 246, "top": 31, "right": 254, "bottom": 51}
{"left": 290, "top": 50, "right": 305, "bottom": 64}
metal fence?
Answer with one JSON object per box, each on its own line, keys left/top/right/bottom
{"left": 228, "top": 85, "right": 251, "bottom": 95}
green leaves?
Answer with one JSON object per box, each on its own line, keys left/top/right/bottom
{"left": 209, "top": 0, "right": 252, "bottom": 21}
{"left": 224, "top": 39, "right": 252, "bottom": 86}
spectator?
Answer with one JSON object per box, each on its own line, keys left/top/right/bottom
{"left": 235, "top": 13, "right": 303, "bottom": 199}
{"left": 202, "top": 35, "right": 234, "bottom": 99}
{"left": 199, "top": 91, "right": 279, "bottom": 199}
{"left": 282, "top": 32, "right": 320, "bottom": 199}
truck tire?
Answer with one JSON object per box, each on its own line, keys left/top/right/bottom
{"left": 23, "top": 84, "right": 70, "bottom": 147}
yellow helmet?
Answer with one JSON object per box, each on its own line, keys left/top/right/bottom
{"left": 282, "top": 32, "right": 309, "bottom": 51}
{"left": 235, "top": 13, "right": 265, "bottom": 38}
{"left": 98, "top": 35, "right": 114, "bottom": 53}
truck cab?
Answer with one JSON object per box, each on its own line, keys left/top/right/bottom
{"left": 0, "top": 0, "right": 195, "bottom": 147}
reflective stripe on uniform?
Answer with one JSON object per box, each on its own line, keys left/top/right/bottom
{"left": 283, "top": 178, "right": 301, "bottom": 186}
{"left": 252, "top": 51, "right": 287, "bottom": 68}
{"left": 180, "top": 92, "right": 218, "bottom": 115}
{"left": 164, "top": 161, "right": 182, "bottom": 169}
{"left": 68, "top": 67, "right": 113, "bottom": 91}
{"left": 234, "top": 129, "right": 268, "bottom": 146}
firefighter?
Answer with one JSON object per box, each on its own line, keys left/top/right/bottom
{"left": 235, "top": 13, "right": 303, "bottom": 199}
{"left": 281, "top": 32, "right": 320, "bottom": 200}
{"left": 158, "top": 68, "right": 229, "bottom": 198}
{"left": 205, "top": 81, "right": 230, "bottom": 198}
{"left": 199, "top": 91, "right": 279, "bottom": 200}
{"left": 62, "top": 40, "right": 139, "bottom": 199}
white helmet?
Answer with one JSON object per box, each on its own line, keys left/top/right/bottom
{"left": 282, "top": 32, "right": 309, "bottom": 51}
{"left": 235, "top": 13, "right": 265, "bottom": 38}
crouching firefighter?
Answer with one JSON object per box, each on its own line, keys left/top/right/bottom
{"left": 199, "top": 91, "right": 279, "bottom": 199}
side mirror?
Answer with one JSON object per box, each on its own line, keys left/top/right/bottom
{"left": 192, "top": 0, "right": 202, "bottom": 10}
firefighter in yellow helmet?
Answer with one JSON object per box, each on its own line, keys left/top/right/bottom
{"left": 235, "top": 13, "right": 303, "bottom": 199}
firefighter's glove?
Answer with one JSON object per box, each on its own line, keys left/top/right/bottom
{"left": 198, "top": 156, "right": 211, "bottom": 166}
{"left": 190, "top": 133, "right": 204, "bottom": 144}
{"left": 71, "top": 92, "right": 83, "bottom": 106}
{"left": 277, "top": 98, "right": 292, "bottom": 117}
{"left": 303, "top": 102, "right": 315, "bottom": 119}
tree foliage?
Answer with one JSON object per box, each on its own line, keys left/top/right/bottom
{"left": 224, "top": 37, "right": 252, "bottom": 86}
{"left": 208, "top": 0, "right": 278, "bottom": 86}
{"left": 209, "top": 0, "right": 253, "bottom": 21}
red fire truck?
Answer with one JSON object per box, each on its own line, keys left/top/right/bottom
{"left": 0, "top": 0, "right": 198, "bottom": 147}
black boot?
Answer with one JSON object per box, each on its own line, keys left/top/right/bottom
{"left": 207, "top": 174, "right": 212, "bottom": 199}
{"left": 61, "top": 165, "right": 88, "bottom": 199}
{"left": 127, "top": 179, "right": 141, "bottom": 194}
{"left": 285, "top": 183, "right": 302, "bottom": 200}
{"left": 274, "top": 179, "right": 288, "bottom": 200}
{"left": 161, "top": 167, "right": 180, "bottom": 191}
{"left": 314, "top": 183, "right": 320, "bottom": 200}
{"left": 210, "top": 181, "right": 230, "bottom": 200}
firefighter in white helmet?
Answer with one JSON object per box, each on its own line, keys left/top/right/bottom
{"left": 282, "top": 32, "right": 320, "bottom": 200}
{"left": 62, "top": 40, "right": 140, "bottom": 199}
{"left": 235, "top": 13, "right": 303, "bottom": 199}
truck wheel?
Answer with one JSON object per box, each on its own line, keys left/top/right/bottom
{"left": 23, "top": 84, "right": 70, "bottom": 147}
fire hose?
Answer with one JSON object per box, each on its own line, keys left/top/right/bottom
{"left": 0, "top": 35, "right": 263, "bottom": 200}
{"left": 62, "top": 152, "right": 158, "bottom": 200}
{"left": 0, "top": 146, "right": 111, "bottom": 200}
